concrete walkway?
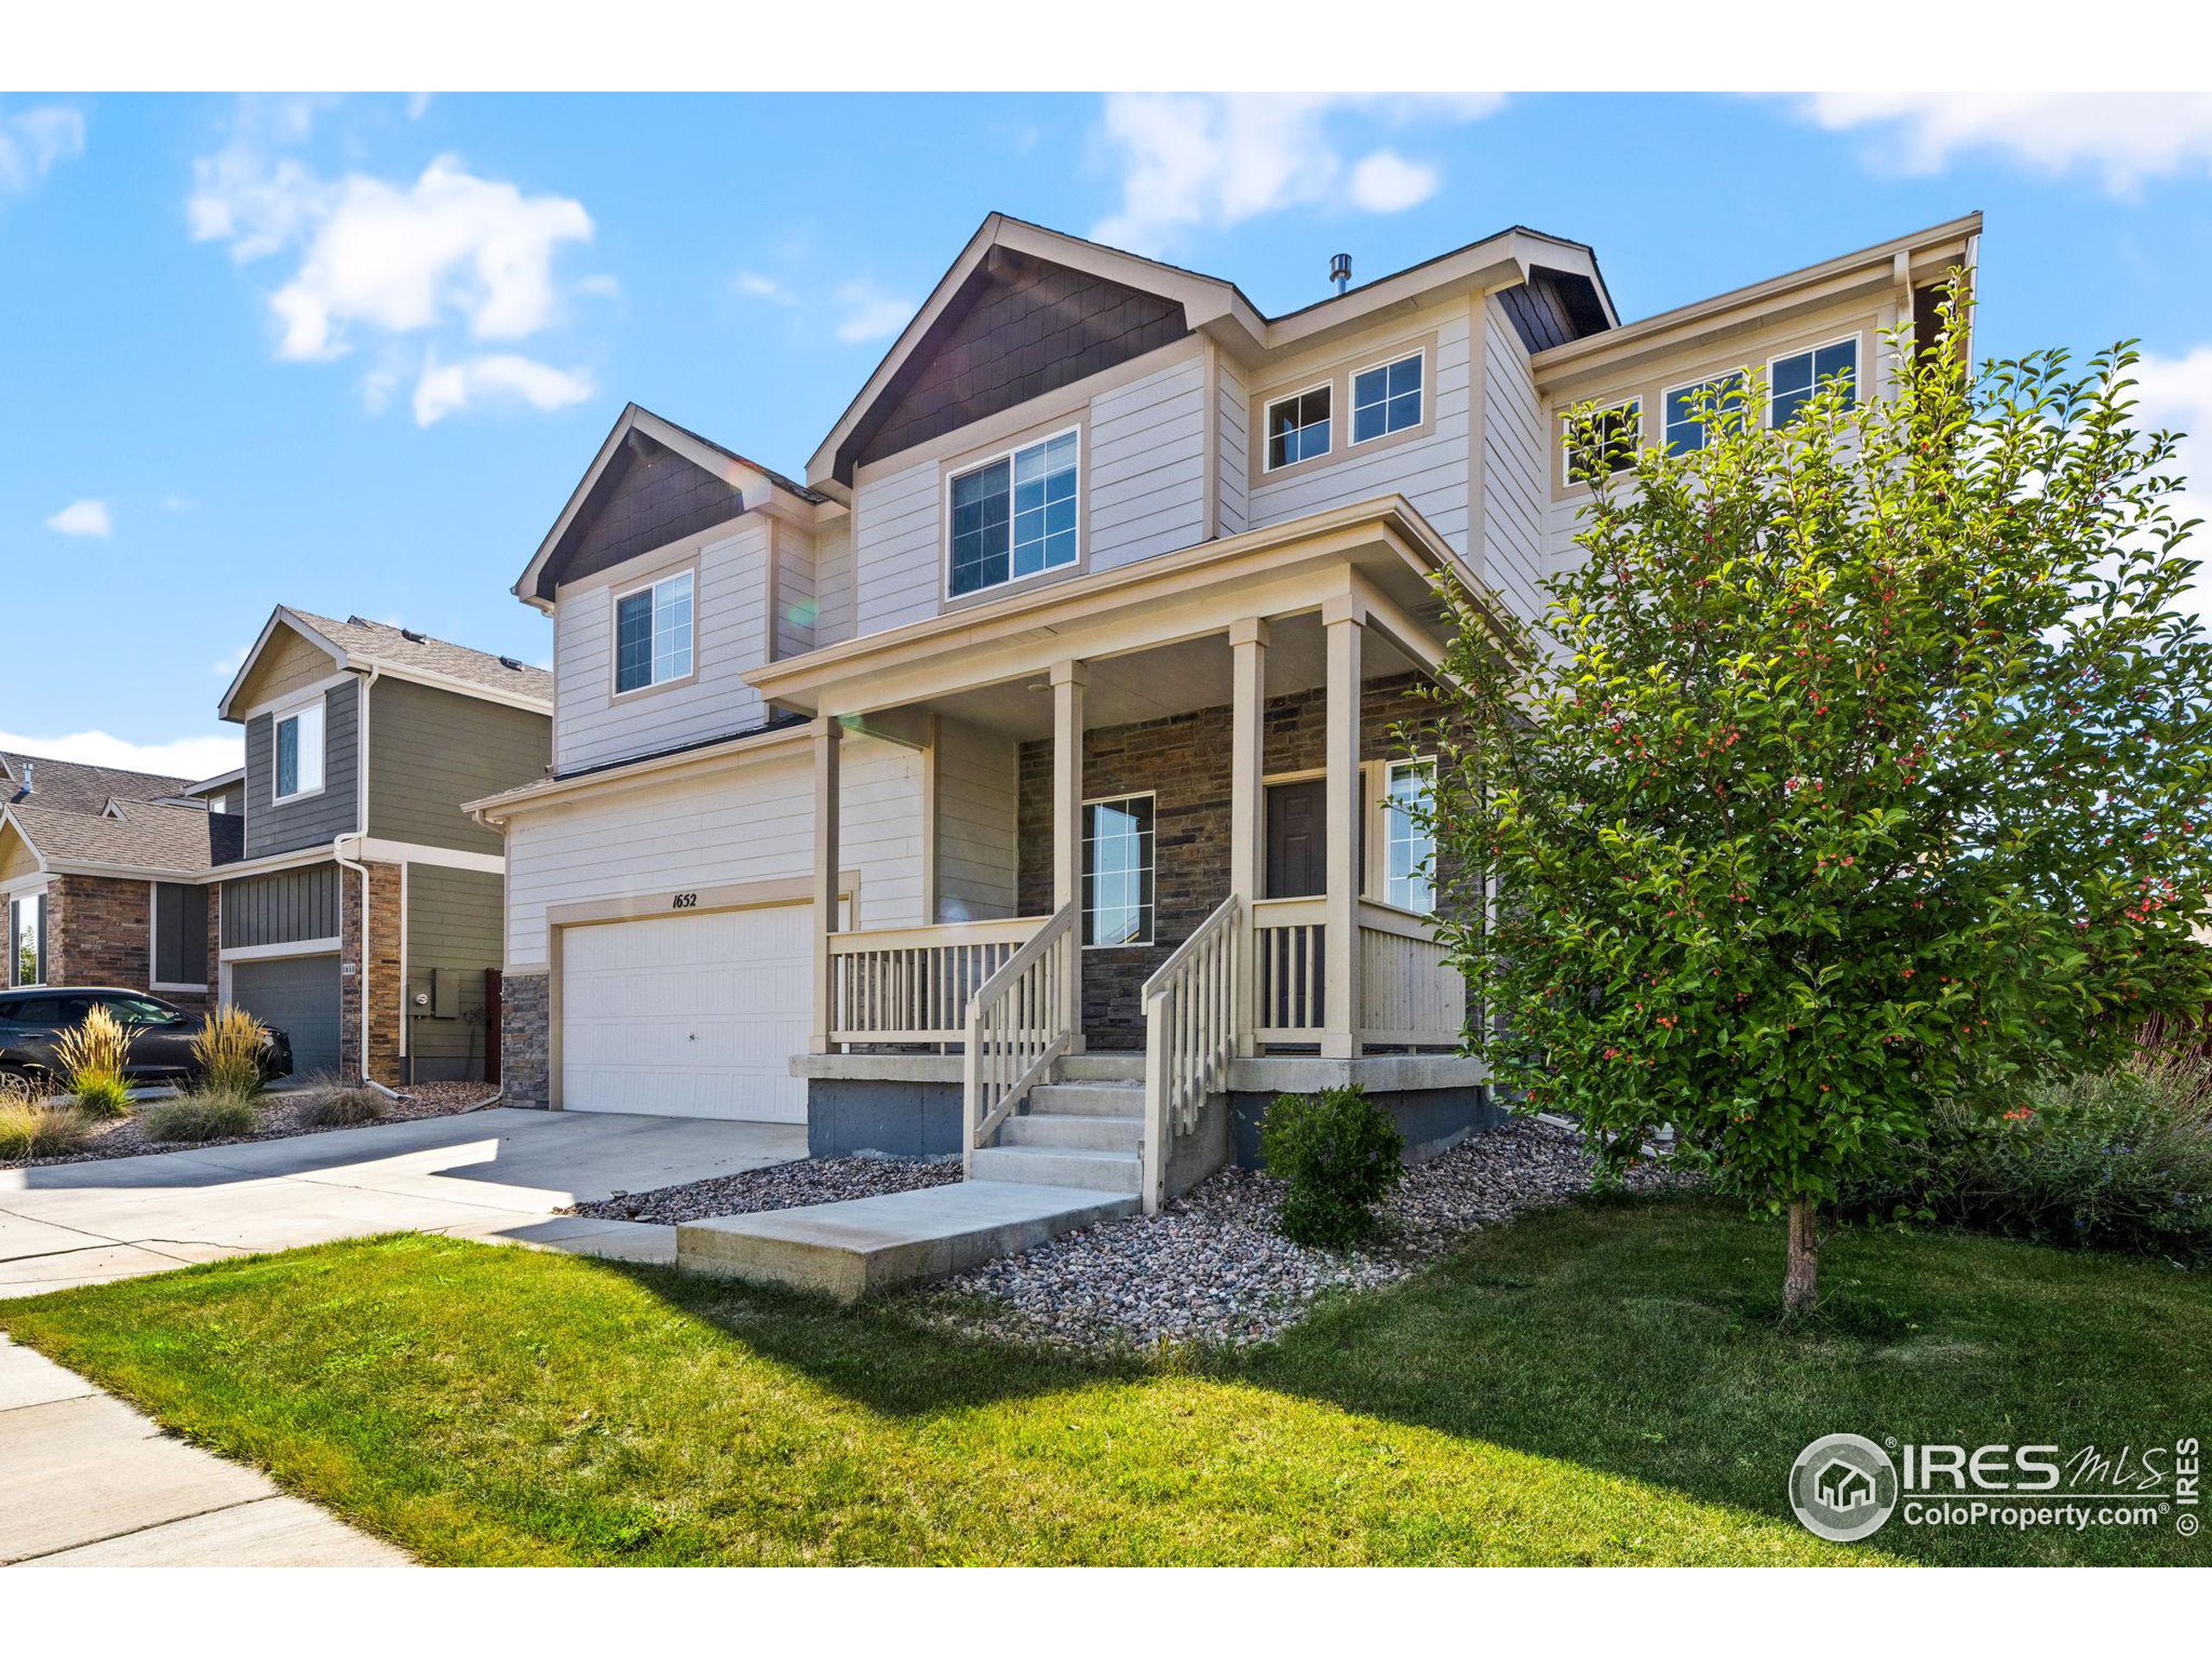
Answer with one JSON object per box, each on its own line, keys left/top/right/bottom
{"left": 0, "top": 1335, "right": 409, "bottom": 1566}
{"left": 0, "top": 1107, "right": 807, "bottom": 1300}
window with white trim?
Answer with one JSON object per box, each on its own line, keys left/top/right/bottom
{"left": 1083, "top": 794, "right": 1154, "bottom": 947}
{"left": 1263, "top": 385, "right": 1332, "bottom": 470}
{"left": 9, "top": 891, "right": 43, "bottom": 987}
{"left": 273, "top": 700, "right": 325, "bottom": 802}
{"left": 1662, "top": 371, "right": 1748, "bottom": 455}
{"left": 614, "top": 569, "right": 695, "bottom": 695}
{"left": 949, "top": 429, "right": 1078, "bottom": 598}
{"left": 1351, "top": 351, "right": 1424, "bottom": 444}
{"left": 1565, "top": 399, "right": 1641, "bottom": 483}
{"left": 1382, "top": 760, "right": 1437, "bottom": 914}
{"left": 1770, "top": 338, "right": 1858, "bottom": 428}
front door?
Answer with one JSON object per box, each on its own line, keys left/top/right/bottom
{"left": 1266, "top": 779, "right": 1327, "bottom": 897}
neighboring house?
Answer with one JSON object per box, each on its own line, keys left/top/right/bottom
{"left": 0, "top": 753, "right": 238, "bottom": 1004}
{"left": 214, "top": 607, "right": 553, "bottom": 1083}
{"left": 473, "top": 211, "right": 1980, "bottom": 1211}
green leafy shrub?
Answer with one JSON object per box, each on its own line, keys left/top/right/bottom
{"left": 140, "top": 1090, "right": 259, "bottom": 1144}
{"left": 191, "top": 1005, "right": 270, "bottom": 1097}
{"left": 1260, "top": 1085, "right": 1405, "bottom": 1249}
{"left": 1845, "top": 1052, "right": 2212, "bottom": 1264}
{"left": 0, "top": 1074, "right": 91, "bottom": 1160}
{"left": 54, "top": 1005, "right": 134, "bottom": 1118}
{"left": 296, "top": 1076, "right": 390, "bottom": 1128}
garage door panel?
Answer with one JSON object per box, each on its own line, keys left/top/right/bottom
{"left": 231, "top": 954, "right": 342, "bottom": 1080}
{"left": 560, "top": 906, "right": 810, "bottom": 1122}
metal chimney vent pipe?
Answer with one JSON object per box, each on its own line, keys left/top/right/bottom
{"left": 1330, "top": 252, "right": 1352, "bottom": 295}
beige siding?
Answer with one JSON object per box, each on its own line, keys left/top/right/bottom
{"left": 772, "top": 522, "right": 817, "bottom": 660}
{"left": 1217, "top": 353, "right": 1249, "bottom": 537}
{"left": 932, "top": 716, "right": 1019, "bottom": 922}
{"left": 1481, "top": 300, "right": 1550, "bottom": 625}
{"left": 552, "top": 521, "right": 771, "bottom": 774}
{"left": 813, "top": 518, "right": 855, "bottom": 646}
{"left": 1087, "top": 352, "right": 1207, "bottom": 573}
{"left": 232, "top": 626, "right": 340, "bottom": 711}
{"left": 503, "top": 735, "right": 924, "bottom": 970}
{"left": 852, "top": 455, "right": 942, "bottom": 635}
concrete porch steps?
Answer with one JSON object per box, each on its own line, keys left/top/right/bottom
{"left": 998, "top": 1110, "right": 1142, "bottom": 1152}
{"left": 1053, "top": 1052, "right": 1146, "bottom": 1083}
{"left": 968, "top": 1144, "right": 1141, "bottom": 1193}
{"left": 676, "top": 1181, "right": 1138, "bottom": 1301}
{"left": 1025, "top": 1080, "right": 1145, "bottom": 1117}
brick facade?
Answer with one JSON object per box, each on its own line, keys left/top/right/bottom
{"left": 1016, "top": 672, "right": 1445, "bottom": 1048}
{"left": 499, "top": 969, "right": 550, "bottom": 1109}
{"left": 339, "top": 859, "right": 404, "bottom": 1085}
{"left": 44, "top": 874, "right": 152, "bottom": 992}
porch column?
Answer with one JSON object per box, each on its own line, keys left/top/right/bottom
{"left": 1228, "top": 617, "right": 1268, "bottom": 1057}
{"left": 810, "top": 715, "right": 842, "bottom": 1054}
{"left": 1052, "top": 658, "right": 1087, "bottom": 1047}
{"left": 1323, "top": 597, "right": 1364, "bottom": 1059}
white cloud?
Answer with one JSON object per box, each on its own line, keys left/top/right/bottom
{"left": 0, "top": 728, "right": 242, "bottom": 780}
{"left": 2126, "top": 347, "right": 2212, "bottom": 618}
{"left": 0, "top": 104, "right": 85, "bottom": 198}
{"left": 404, "top": 92, "right": 434, "bottom": 121}
{"left": 834, "top": 283, "right": 915, "bottom": 345}
{"left": 734, "top": 269, "right": 797, "bottom": 305}
{"left": 1091, "top": 92, "right": 1503, "bottom": 253}
{"left": 212, "top": 640, "right": 251, "bottom": 679}
{"left": 411, "top": 353, "right": 594, "bottom": 427}
{"left": 1789, "top": 93, "right": 2212, "bottom": 193}
{"left": 44, "top": 499, "right": 111, "bottom": 537}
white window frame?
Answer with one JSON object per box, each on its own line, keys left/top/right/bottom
{"left": 271, "top": 694, "right": 327, "bottom": 804}
{"left": 608, "top": 566, "right": 698, "bottom": 701}
{"left": 1661, "top": 367, "right": 1750, "bottom": 456}
{"left": 8, "top": 888, "right": 46, "bottom": 988}
{"left": 1378, "top": 758, "right": 1439, "bottom": 916}
{"left": 941, "top": 423, "right": 1084, "bottom": 603}
{"left": 1766, "top": 334, "right": 1860, "bottom": 429}
{"left": 1080, "top": 790, "right": 1156, "bottom": 950}
{"left": 1347, "top": 346, "right": 1427, "bottom": 449}
{"left": 1561, "top": 396, "right": 1643, "bottom": 486}
{"left": 1261, "top": 381, "right": 1334, "bottom": 474}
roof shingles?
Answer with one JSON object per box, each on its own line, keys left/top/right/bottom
{"left": 286, "top": 610, "right": 554, "bottom": 704}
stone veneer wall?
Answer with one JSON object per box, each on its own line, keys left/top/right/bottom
{"left": 47, "top": 874, "right": 152, "bottom": 992}
{"left": 499, "top": 970, "right": 550, "bottom": 1109}
{"left": 1015, "top": 672, "right": 1446, "bottom": 1049}
{"left": 339, "top": 859, "right": 404, "bottom": 1084}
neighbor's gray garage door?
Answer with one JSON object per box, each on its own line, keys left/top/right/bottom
{"left": 232, "top": 954, "right": 342, "bottom": 1081}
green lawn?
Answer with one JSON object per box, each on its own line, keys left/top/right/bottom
{"left": 4, "top": 1194, "right": 2204, "bottom": 1566}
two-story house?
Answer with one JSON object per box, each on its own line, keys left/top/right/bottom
{"left": 474, "top": 210, "right": 1980, "bottom": 1217}
{"left": 216, "top": 607, "right": 553, "bottom": 1084}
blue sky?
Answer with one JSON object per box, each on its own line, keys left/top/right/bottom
{"left": 6, "top": 90, "right": 2212, "bottom": 779}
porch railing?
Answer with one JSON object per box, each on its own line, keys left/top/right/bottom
{"left": 828, "top": 915, "right": 1045, "bottom": 1046}
{"left": 1252, "top": 896, "right": 1326, "bottom": 1044}
{"left": 1140, "top": 895, "right": 1239, "bottom": 1213}
{"left": 962, "top": 900, "right": 1079, "bottom": 1167}
{"left": 1357, "top": 899, "right": 1465, "bottom": 1048}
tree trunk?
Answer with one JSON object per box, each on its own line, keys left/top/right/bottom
{"left": 1783, "top": 1198, "right": 1820, "bottom": 1314}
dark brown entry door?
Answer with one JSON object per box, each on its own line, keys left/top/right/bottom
{"left": 1266, "top": 779, "right": 1327, "bottom": 898}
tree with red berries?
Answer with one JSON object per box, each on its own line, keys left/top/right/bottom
{"left": 1432, "top": 281, "right": 2212, "bottom": 1313}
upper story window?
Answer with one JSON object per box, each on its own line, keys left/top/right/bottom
{"left": 950, "top": 429, "right": 1078, "bottom": 599}
{"left": 1083, "top": 793, "right": 1154, "bottom": 947}
{"left": 273, "top": 700, "right": 325, "bottom": 802}
{"left": 1565, "top": 399, "right": 1641, "bottom": 484}
{"left": 1264, "top": 385, "right": 1332, "bottom": 471}
{"left": 1770, "top": 338, "right": 1859, "bottom": 427}
{"left": 1382, "top": 760, "right": 1436, "bottom": 914}
{"left": 1351, "top": 350, "right": 1424, "bottom": 445}
{"left": 614, "top": 569, "right": 695, "bottom": 696}
{"left": 1663, "top": 370, "right": 1748, "bottom": 455}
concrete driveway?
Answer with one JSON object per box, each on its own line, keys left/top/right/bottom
{"left": 0, "top": 1108, "right": 807, "bottom": 1300}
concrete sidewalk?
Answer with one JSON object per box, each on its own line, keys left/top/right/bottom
{"left": 0, "top": 1107, "right": 806, "bottom": 1300}
{"left": 0, "top": 1336, "right": 409, "bottom": 1567}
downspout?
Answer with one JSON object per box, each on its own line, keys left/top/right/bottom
{"left": 332, "top": 663, "right": 385, "bottom": 1088}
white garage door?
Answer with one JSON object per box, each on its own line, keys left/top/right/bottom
{"left": 559, "top": 904, "right": 811, "bottom": 1122}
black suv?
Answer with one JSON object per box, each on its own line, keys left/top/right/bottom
{"left": 0, "top": 988, "right": 294, "bottom": 1089}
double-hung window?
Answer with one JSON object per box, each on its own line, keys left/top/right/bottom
{"left": 949, "top": 429, "right": 1078, "bottom": 598}
{"left": 614, "top": 569, "right": 695, "bottom": 695}
{"left": 1083, "top": 794, "right": 1154, "bottom": 947}
{"left": 1770, "top": 338, "right": 1859, "bottom": 428}
{"left": 273, "top": 699, "right": 326, "bottom": 802}
{"left": 1662, "top": 371, "right": 1748, "bottom": 455}
{"left": 9, "top": 892, "right": 43, "bottom": 987}
{"left": 1351, "top": 351, "right": 1424, "bottom": 444}
{"left": 1263, "top": 385, "right": 1332, "bottom": 471}
{"left": 1382, "top": 760, "right": 1437, "bottom": 914}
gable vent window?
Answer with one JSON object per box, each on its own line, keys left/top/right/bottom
{"left": 1351, "top": 351, "right": 1423, "bottom": 444}
{"left": 273, "top": 700, "right": 326, "bottom": 803}
{"left": 1264, "top": 385, "right": 1332, "bottom": 471}
{"left": 1770, "top": 339, "right": 1858, "bottom": 428}
{"left": 614, "top": 570, "right": 695, "bottom": 695}
{"left": 949, "top": 429, "right": 1078, "bottom": 598}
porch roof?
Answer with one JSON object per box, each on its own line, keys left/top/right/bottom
{"left": 744, "top": 497, "right": 1513, "bottom": 724}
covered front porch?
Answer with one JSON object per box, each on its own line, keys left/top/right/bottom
{"left": 749, "top": 501, "right": 1497, "bottom": 1208}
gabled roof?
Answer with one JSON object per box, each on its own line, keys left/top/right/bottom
{"left": 3, "top": 798, "right": 238, "bottom": 880}
{"left": 808, "top": 213, "right": 1618, "bottom": 488}
{"left": 0, "top": 751, "right": 196, "bottom": 815}
{"left": 218, "top": 606, "right": 555, "bottom": 720}
{"left": 513, "top": 404, "right": 824, "bottom": 610}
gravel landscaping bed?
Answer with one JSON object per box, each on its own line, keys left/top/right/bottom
{"left": 918, "top": 1119, "right": 1696, "bottom": 1351}
{"left": 571, "top": 1152, "right": 959, "bottom": 1224}
{"left": 1, "top": 1079, "right": 499, "bottom": 1170}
